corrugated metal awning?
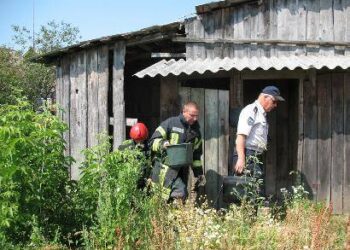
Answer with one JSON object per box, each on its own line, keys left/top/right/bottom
{"left": 134, "top": 55, "right": 350, "bottom": 78}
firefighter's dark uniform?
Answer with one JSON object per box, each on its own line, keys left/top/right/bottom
{"left": 149, "top": 113, "right": 203, "bottom": 201}
{"left": 118, "top": 139, "right": 151, "bottom": 189}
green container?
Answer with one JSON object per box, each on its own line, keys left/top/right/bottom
{"left": 166, "top": 143, "right": 193, "bottom": 168}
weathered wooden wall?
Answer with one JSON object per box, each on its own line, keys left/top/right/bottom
{"left": 228, "top": 69, "right": 350, "bottom": 214}
{"left": 56, "top": 42, "right": 125, "bottom": 179}
{"left": 301, "top": 70, "right": 350, "bottom": 214}
{"left": 185, "top": 0, "right": 350, "bottom": 59}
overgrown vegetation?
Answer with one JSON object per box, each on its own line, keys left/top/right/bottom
{"left": 0, "top": 20, "right": 81, "bottom": 105}
{"left": 0, "top": 102, "right": 347, "bottom": 249}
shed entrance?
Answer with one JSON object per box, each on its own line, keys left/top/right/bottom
{"left": 179, "top": 80, "right": 229, "bottom": 207}
{"left": 243, "top": 79, "right": 299, "bottom": 198}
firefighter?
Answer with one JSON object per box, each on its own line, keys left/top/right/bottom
{"left": 149, "top": 101, "right": 205, "bottom": 203}
{"left": 118, "top": 122, "right": 151, "bottom": 189}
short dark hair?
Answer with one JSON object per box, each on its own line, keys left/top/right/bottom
{"left": 183, "top": 101, "right": 199, "bottom": 111}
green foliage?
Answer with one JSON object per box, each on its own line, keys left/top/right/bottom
{"left": 0, "top": 100, "right": 72, "bottom": 246}
{"left": 76, "top": 137, "right": 166, "bottom": 249}
{"left": 12, "top": 20, "right": 81, "bottom": 55}
{"left": 0, "top": 47, "right": 23, "bottom": 104}
{"left": 0, "top": 20, "right": 81, "bottom": 105}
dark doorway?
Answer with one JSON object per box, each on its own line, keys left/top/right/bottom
{"left": 243, "top": 79, "right": 299, "bottom": 198}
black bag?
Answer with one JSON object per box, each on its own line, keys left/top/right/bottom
{"left": 222, "top": 175, "right": 254, "bottom": 203}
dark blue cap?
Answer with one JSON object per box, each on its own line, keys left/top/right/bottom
{"left": 262, "top": 86, "right": 285, "bottom": 101}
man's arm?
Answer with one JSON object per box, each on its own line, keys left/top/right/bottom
{"left": 148, "top": 120, "right": 170, "bottom": 153}
{"left": 234, "top": 134, "right": 247, "bottom": 174}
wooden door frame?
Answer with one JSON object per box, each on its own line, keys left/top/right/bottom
{"left": 229, "top": 69, "right": 306, "bottom": 196}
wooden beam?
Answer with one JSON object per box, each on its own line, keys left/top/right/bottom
{"left": 113, "top": 41, "right": 126, "bottom": 150}
{"left": 151, "top": 52, "right": 186, "bottom": 58}
{"left": 196, "top": 0, "right": 257, "bottom": 14}
{"left": 127, "top": 33, "right": 172, "bottom": 47}
{"left": 173, "top": 37, "right": 350, "bottom": 47}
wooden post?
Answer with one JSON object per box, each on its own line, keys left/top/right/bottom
{"left": 97, "top": 46, "right": 109, "bottom": 138}
{"left": 113, "top": 41, "right": 126, "bottom": 150}
{"left": 344, "top": 72, "right": 350, "bottom": 213}
{"left": 302, "top": 69, "right": 318, "bottom": 200}
{"left": 69, "top": 52, "right": 87, "bottom": 180}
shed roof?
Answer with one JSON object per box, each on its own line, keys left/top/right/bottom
{"left": 32, "top": 21, "right": 185, "bottom": 64}
{"left": 196, "top": 0, "right": 256, "bottom": 14}
{"left": 134, "top": 55, "right": 350, "bottom": 78}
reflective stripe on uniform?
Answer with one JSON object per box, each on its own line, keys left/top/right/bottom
{"left": 152, "top": 138, "right": 163, "bottom": 152}
{"left": 192, "top": 160, "right": 202, "bottom": 167}
{"left": 170, "top": 132, "right": 179, "bottom": 145}
{"left": 156, "top": 126, "right": 167, "bottom": 138}
{"left": 193, "top": 138, "right": 202, "bottom": 150}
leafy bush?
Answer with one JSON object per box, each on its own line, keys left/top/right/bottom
{"left": 0, "top": 100, "right": 72, "bottom": 246}
{"left": 75, "top": 137, "right": 167, "bottom": 249}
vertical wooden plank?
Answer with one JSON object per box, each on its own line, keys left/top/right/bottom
{"left": 331, "top": 73, "right": 344, "bottom": 214}
{"left": 97, "top": 45, "right": 109, "bottom": 136}
{"left": 344, "top": 72, "right": 350, "bottom": 213}
{"left": 87, "top": 49, "right": 99, "bottom": 148}
{"left": 61, "top": 57, "right": 71, "bottom": 157}
{"left": 319, "top": 0, "right": 334, "bottom": 56}
{"left": 257, "top": 1, "right": 271, "bottom": 57}
{"left": 302, "top": 70, "right": 317, "bottom": 200}
{"left": 345, "top": 0, "right": 350, "bottom": 55}
{"left": 189, "top": 88, "right": 205, "bottom": 202}
{"left": 190, "top": 88, "right": 205, "bottom": 142}
{"left": 233, "top": 5, "right": 246, "bottom": 58}
{"left": 222, "top": 7, "right": 235, "bottom": 58}
{"left": 113, "top": 41, "right": 126, "bottom": 150}
{"left": 204, "top": 89, "right": 219, "bottom": 206}
{"left": 305, "top": 0, "right": 320, "bottom": 55}
{"left": 218, "top": 90, "right": 229, "bottom": 207}
{"left": 297, "top": 78, "right": 304, "bottom": 173}
{"left": 203, "top": 9, "right": 223, "bottom": 59}
{"left": 56, "top": 64, "right": 63, "bottom": 120}
{"left": 316, "top": 74, "right": 331, "bottom": 204}
{"left": 70, "top": 51, "right": 87, "bottom": 180}
{"left": 229, "top": 71, "right": 243, "bottom": 174}
{"left": 333, "top": 0, "right": 346, "bottom": 42}
{"left": 185, "top": 18, "right": 195, "bottom": 59}
{"left": 179, "top": 86, "right": 191, "bottom": 108}
{"left": 288, "top": 80, "right": 300, "bottom": 190}
{"left": 160, "top": 76, "right": 179, "bottom": 121}
{"left": 186, "top": 15, "right": 206, "bottom": 59}
{"left": 296, "top": 0, "right": 307, "bottom": 55}
{"left": 276, "top": 0, "right": 298, "bottom": 56}
{"left": 269, "top": 0, "right": 278, "bottom": 57}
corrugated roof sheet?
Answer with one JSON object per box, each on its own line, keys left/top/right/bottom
{"left": 134, "top": 55, "right": 350, "bottom": 78}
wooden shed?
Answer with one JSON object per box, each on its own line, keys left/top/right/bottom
{"left": 34, "top": 22, "right": 186, "bottom": 179}
{"left": 134, "top": 0, "right": 350, "bottom": 214}
{"left": 36, "top": 0, "right": 350, "bottom": 214}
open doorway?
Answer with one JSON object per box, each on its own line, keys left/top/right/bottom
{"left": 243, "top": 79, "right": 299, "bottom": 198}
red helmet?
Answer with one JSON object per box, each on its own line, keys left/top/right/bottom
{"left": 129, "top": 122, "right": 149, "bottom": 142}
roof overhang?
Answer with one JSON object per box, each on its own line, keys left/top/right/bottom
{"left": 31, "top": 21, "right": 185, "bottom": 64}
{"left": 134, "top": 55, "right": 350, "bottom": 78}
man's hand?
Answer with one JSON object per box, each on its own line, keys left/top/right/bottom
{"left": 162, "top": 140, "right": 170, "bottom": 149}
{"left": 234, "top": 158, "right": 245, "bottom": 174}
{"left": 197, "top": 175, "right": 206, "bottom": 186}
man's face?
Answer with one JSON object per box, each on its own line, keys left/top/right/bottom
{"left": 264, "top": 94, "right": 278, "bottom": 112}
{"left": 183, "top": 106, "right": 199, "bottom": 125}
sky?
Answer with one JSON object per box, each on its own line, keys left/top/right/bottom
{"left": 0, "top": 0, "right": 211, "bottom": 49}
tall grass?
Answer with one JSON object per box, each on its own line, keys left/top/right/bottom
{"left": 0, "top": 102, "right": 347, "bottom": 249}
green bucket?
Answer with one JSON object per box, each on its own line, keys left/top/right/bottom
{"left": 166, "top": 143, "right": 193, "bottom": 168}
